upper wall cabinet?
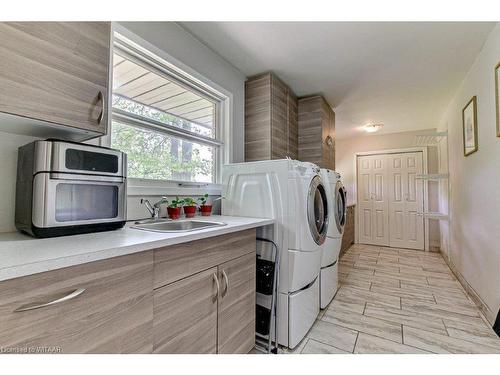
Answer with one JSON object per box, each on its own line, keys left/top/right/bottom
{"left": 0, "top": 22, "right": 111, "bottom": 140}
{"left": 298, "top": 95, "right": 335, "bottom": 170}
{"left": 244, "top": 72, "right": 298, "bottom": 161}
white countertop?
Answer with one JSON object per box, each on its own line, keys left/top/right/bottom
{"left": 0, "top": 215, "right": 274, "bottom": 282}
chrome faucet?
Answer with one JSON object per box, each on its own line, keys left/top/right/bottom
{"left": 140, "top": 198, "right": 166, "bottom": 219}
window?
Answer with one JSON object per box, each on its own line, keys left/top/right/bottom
{"left": 110, "top": 34, "right": 225, "bottom": 184}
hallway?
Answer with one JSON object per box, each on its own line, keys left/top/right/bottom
{"left": 290, "top": 244, "right": 500, "bottom": 354}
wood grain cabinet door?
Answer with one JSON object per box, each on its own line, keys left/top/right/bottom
{"left": 217, "top": 253, "right": 256, "bottom": 354}
{"left": 0, "top": 251, "right": 154, "bottom": 353}
{"left": 271, "top": 75, "right": 289, "bottom": 159}
{"left": 0, "top": 22, "right": 111, "bottom": 134}
{"left": 153, "top": 267, "right": 218, "bottom": 354}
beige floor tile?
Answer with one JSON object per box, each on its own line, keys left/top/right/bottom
{"left": 341, "top": 266, "right": 375, "bottom": 277}
{"left": 397, "top": 256, "right": 426, "bottom": 266}
{"left": 301, "top": 339, "right": 351, "bottom": 354}
{"left": 446, "top": 327, "right": 500, "bottom": 350}
{"left": 402, "top": 298, "right": 480, "bottom": 318}
{"left": 339, "top": 278, "right": 371, "bottom": 290}
{"left": 403, "top": 326, "right": 500, "bottom": 354}
{"left": 327, "top": 293, "right": 367, "bottom": 314}
{"left": 339, "top": 260, "right": 356, "bottom": 268}
{"left": 354, "top": 333, "right": 430, "bottom": 354}
{"left": 355, "top": 262, "right": 401, "bottom": 274}
{"left": 398, "top": 267, "right": 454, "bottom": 280}
{"left": 364, "top": 303, "right": 448, "bottom": 335}
{"left": 376, "top": 257, "right": 401, "bottom": 266}
{"left": 345, "top": 271, "right": 401, "bottom": 288}
{"left": 322, "top": 309, "right": 403, "bottom": 343}
{"left": 374, "top": 269, "right": 428, "bottom": 284}
{"left": 378, "top": 248, "right": 400, "bottom": 256}
{"left": 369, "top": 284, "right": 435, "bottom": 302}
{"left": 433, "top": 294, "right": 476, "bottom": 308}
{"left": 427, "top": 277, "right": 464, "bottom": 290}
{"left": 400, "top": 281, "right": 467, "bottom": 299}
{"left": 397, "top": 263, "right": 424, "bottom": 273}
{"left": 401, "top": 300, "right": 480, "bottom": 323}
{"left": 337, "top": 286, "right": 401, "bottom": 308}
{"left": 443, "top": 317, "right": 496, "bottom": 333}
{"left": 319, "top": 244, "right": 499, "bottom": 355}
{"left": 421, "top": 264, "right": 450, "bottom": 273}
{"left": 306, "top": 320, "right": 358, "bottom": 352}
{"left": 398, "top": 249, "right": 425, "bottom": 258}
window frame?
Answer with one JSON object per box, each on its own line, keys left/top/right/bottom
{"left": 103, "top": 27, "right": 232, "bottom": 194}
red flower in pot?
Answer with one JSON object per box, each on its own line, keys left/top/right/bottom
{"left": 166, "top": 196, "right": 183, "bottom": 220}
{"left": 182, "top": 197, "right": 197, "bottom": 218}
{"left": 198, "top": 193, "right": 212, "bottom": 216}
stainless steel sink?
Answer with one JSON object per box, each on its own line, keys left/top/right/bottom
{"left": 131, "top": 219, "right": 226, "bottom": 233}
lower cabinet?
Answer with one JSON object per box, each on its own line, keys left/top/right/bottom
{"left": 0, "top": 229, "right": 257, "bottom": 354}
{"left": 0, "top": 251, "right": 154, "bottom": 353}
{"left": 217, "top": 253, "right": 256, "bottom": 354}
{"left": 153, "top": 267, "right": 218, "bottom": 354}
{"left": 152, "top": 230, "right": 257, "bottom": 354}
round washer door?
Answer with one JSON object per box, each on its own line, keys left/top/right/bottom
{"left": 307, "top": 176, "right": 329, "bottom": 245}
{"left": 334, "top": 181, "right": 347, "bottom": 234}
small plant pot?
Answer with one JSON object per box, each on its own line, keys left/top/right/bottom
{"left": 167, "top": 207, "right": 182, "bottom": 220}
{"left": 183, "top": 205, "right": 197, "bottom": 218}
{"left": 200, "top": 205, "right": 213, "bottom": 216}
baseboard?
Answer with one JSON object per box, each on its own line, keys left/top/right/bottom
{"left": 441, "top": 250, "right": 496, "bottom": 325}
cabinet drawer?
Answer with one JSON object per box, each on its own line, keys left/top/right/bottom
{"left": 153, "top": 267, "right": 218, "bottom": 354}
{"left": 154, "top": 229, "right": 256, "bottom": 288}
{"left": 0, "top": 251, "right": 153, "bottom": 353}
{"left": 217, "top": 252, "right": 256, "bottom": 353}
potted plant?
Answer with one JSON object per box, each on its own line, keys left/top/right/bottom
{"left": 166, "top": 196, "right": 184, "bottom": 220}
{"left": 182, "top": 197, "right": 197, "bottom": 218}
{"left": 198, "top": 193, "right": 212, "bottom": 216}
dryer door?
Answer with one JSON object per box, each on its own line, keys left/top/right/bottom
{"left": 334, "top": 181, "right": 347, "bottom": 235}
{"left": 307, "top": 176, "right": 329, "bottom": 245}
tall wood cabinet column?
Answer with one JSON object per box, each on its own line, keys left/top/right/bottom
{"left": 244, "top": 72, "right": 298, "bottom": 161}
{"left": 298, "top": 95, "right": 336, "bottom": 169}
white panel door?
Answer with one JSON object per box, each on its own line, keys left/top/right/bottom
{"left": 388, "top": 152, "right": 424, "bottom": 250}
{"left": 357, "top": 155, "right": 390, "bottom": 246}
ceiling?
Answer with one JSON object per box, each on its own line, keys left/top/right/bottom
{"left": 180, "top": 22, "right": 495, "bottom": 139}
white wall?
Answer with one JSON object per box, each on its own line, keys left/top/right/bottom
{"left": 438, "top": 23, "right": 500, "bottom": 322}
{"left": 0, "top": 22, "right": 246, "bottom": 233}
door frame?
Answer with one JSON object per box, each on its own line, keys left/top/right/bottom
{"left": 353, "top": 147, "right": 429, "bottom": 251}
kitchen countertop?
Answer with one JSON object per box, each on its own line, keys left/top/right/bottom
{"left": 0, "top": 215, "right": 274, "bottom": 282}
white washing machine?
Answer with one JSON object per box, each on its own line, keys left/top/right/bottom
{"left": 222, "top": 159, "right": 329, "bottom": 349}
{"left": 319, "top": 169, "right": 347, "bottom": 309}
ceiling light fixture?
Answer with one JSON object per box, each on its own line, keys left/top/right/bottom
{"left": 364, "top": 123, "right": 384, "bottom": 133}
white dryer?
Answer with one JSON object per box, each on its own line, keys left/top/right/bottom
{"left": 222, "top": 159, "right": 329, "bottom": 349}
{"left": 319, "top": 169, "right": 347, "bottom": 309}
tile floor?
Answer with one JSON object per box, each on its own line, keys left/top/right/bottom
{"left": 287, "top": 244, "right": 500, "bottom": 354}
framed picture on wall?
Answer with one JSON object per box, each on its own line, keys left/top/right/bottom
{"left": 495, "top": 62, "right": 500, "bottom": 137}
{"left": 462, "top": 96, "right": 478, "bottom": 156}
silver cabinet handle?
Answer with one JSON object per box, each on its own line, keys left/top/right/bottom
{"left": 96, "top": 91, "right": 104, "bottom": 125}
{"left": 221, "top": 270, "right": 229, "bottom": 297}
{"left": 14, "top": 288, "right": 86, "bottom": 313}
{"left": 212, "top": 273, "right": 220, "bottom": 301}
